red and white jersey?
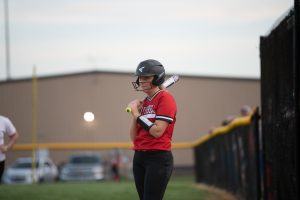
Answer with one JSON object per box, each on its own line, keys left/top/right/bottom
{"left": 134, "top": 90, "right": 177, "bottom": 151}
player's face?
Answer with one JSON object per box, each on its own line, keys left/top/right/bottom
{"left": 139, "top": 76, "right": 154, "bottom": 91}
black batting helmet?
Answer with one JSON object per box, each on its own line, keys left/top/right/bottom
{"left": 134, "top": 59, "right": 165, "bottom": 86}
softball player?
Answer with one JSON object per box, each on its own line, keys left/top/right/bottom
{"left": 127, "top": 59, "right": 177, "bottom": 200}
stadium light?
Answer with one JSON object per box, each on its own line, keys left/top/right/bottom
{"left": 83, "top": 112, "right": 95, "bottom": 122}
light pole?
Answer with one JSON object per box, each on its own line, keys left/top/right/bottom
{"left": 3, "top": 0, "right": 11, "bottom": 80}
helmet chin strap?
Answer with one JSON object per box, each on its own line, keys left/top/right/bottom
{"left": 132, "top": 81, "right": 154, "bottom": 91}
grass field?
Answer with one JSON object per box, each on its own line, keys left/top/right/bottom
{"left": 0, "top": 176, "right": 217, "bottom": 200}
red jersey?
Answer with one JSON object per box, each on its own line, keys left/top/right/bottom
{"left": 133, "top": 90, "right": 177, "bottom": 151}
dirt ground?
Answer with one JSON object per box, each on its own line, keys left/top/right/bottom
{"left": 194, "top": 184, "right": 237, "bottom": 200}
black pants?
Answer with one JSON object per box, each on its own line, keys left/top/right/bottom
{"left": 133, "top": 151, "right": 173, "bottom": 200}
{"left": 0, "top": 160, "right": 5, "bottom": 182}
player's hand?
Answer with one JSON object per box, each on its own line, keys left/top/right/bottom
{"left": 0, "top": 144, "right": 8, "bottom": 153}
{"left": 128, "top": 99, "right": 142, "bottom": 117}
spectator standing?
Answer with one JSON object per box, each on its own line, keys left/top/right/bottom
{"left": 0, "top": 115, "right": 19, "bottom": 181}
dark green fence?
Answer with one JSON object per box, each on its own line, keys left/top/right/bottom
{"left": 194, "top": 109, "right": 262, "bottom": 199}
{"left": 194, "top": 4, "right": 299, "bottom": 200}
{"left": 260, "top": 6, "right": 298, "bottom": 200}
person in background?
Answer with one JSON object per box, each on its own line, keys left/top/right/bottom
{"left": 111, "top": 149, "right": 121, "bottom": 182}
{"left": 221, "top": 115, "right": 237, "bottom": 126}
{"left": 240, "top": 105, "right": 252, "bottom": 116}
{"left": 0, "top": 115, "right": 19, "bottom": 181}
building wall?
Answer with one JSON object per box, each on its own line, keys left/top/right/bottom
{"left": 0, "top": 71, "right": 260, "bottom": 167}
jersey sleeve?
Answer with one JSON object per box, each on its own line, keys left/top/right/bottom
{"left": 5, "top": 117, "right": 17, "bottom": 136}
{"left": 156, "top": 92, "right": 177, "bottom": 124}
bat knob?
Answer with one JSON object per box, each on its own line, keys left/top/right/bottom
{"left": 126, "top": 107, "right": 132, "bottom": 113}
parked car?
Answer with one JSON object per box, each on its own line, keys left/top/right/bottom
{"left": 59, "top": 153, "right": 104, "bottom": 181}
{"left": 1, "top": 157, "right": 58, "bottom": 184}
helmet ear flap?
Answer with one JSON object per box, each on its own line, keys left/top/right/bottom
{"left": 152, "top": 72, "right": 165, "bottom": 86}
{"left": 136, "top": 77, "right": 139, "bottom": 86}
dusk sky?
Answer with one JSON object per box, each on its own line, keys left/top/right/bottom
{"left": 0, "top": 0, "right": 293, "bottom": 80}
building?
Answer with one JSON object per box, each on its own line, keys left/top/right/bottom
{"left": 0, "top": 71, "right": 260, "bottom": 170}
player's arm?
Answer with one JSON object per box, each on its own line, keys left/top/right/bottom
{"left": 148, "top": 120, "right": 168, "bottom": 138}
{"left": 0, "top": 132, "right": 19, "bottom": 152}
{"left": 136, "top": 116, "right": 169, "bottom": 138}
{"left": 129, "top": 106, "right": 169, "bottom": 138}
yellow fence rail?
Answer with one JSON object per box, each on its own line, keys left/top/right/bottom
{"left": 13, "top": 109, "right": 255, "bottom": 151}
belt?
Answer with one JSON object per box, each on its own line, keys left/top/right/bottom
{"left": 135, "top": 150, "right": 169, "bottom": 152}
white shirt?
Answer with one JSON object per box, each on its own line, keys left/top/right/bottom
{"left": 0, "top": 115, "right": 17, "bottom": 161}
